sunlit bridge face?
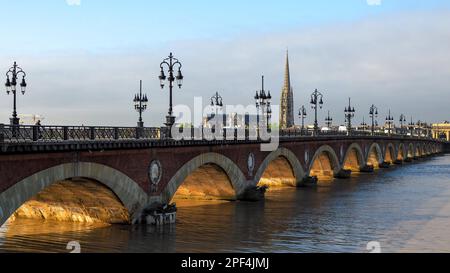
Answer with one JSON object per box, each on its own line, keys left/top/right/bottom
{"left": 6, "top": 178, "right": 130, "bottom": 225}
{"left": 385, "top": 146, "right": 394, "bottom": 164}
{"left": 367, "top": 146, "right": 381, "bottom": 169}
{"left": 343, "top": 148, "right": 362, "bottom": 173}
{"left": 310, "top": 152, "right": 335, "bottom": 182}
{"left": 397, "top": 146, "right": 405, "bottom": 161}
{"left": 257, "top": 156, "right": 296, "bottom": 189}
{"left": 171, "top": 164, "right": 236, "bottom": 202}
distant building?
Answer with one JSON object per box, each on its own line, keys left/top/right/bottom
{"left": 432, "top": 122, "right": 450, "bottom": 141}
{"left": 280, "top": 50, "right": 295, "bottom": 129}
{"left": 203, "top": 113, "right": 258, "bottom": 129}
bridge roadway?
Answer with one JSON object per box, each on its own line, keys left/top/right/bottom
{"left": 0, "top": 124, "right": 447, "bottom": 225}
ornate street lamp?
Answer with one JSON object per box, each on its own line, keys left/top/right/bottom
{"left": 298, "top": 105, "right": 307, "bottom": 134}
{"left": 344, "top": 97, "right": 356, "bottom": 135}
{"left": 5, "top": 61, "right": 27, "bottom": 125}
{"left": 159, "top": 52, "right": 183, "bottom": 138}
{"left": 325, "top": 110, "right": 333, "bottom": 129}
{"left": 210, "top": 91, "right": 224, "bottom": 129}
{"left": 386, "top": 109, "right": 394, "bottom": 136}
{"left": 369, "top": 104, "right": 378, "bottom": 136}
{"left": 416, "top": 120, "right": 423, "bottom": 138}
{"left": 133, "top": 80, "right": 148, "bottom": 128}
{"left": 408, "top": 117, "right": 415, "bottom": 137}
{"left": 361, "top": 117, "right": 368, "bottom": 132}
{"left": 254, "top": 75, "right": 272, "bottom": 129}
{"left": 310, "top": 89, "right": 324, "bottom": 136}
{"left": 399, "top": 114, "right": 406, "bottom": 135}
{"left": 210, "top": 91, "right": 223, "bottom": 108}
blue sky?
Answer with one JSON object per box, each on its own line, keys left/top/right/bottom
{"left": 1, "top": 0, "right": 450, "bottom": 126}
{"left": 2, "top": 0, "right": 449, "bottom": 53}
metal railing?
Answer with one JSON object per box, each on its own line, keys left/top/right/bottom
{"left": 0, "top": 124, "right": 160, "bottom": 143}
{"left": 0, "top": 123, "right": 440, "bottom": 144}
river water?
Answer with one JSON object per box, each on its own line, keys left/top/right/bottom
{"left": 1, "top": 154, "right": 450, "bottom": 253}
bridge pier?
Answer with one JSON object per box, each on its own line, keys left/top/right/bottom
{"left": 360, "top": 165, "right": 374, "bottom": 173}
{"left": 334, "top": 169, "right": 352, "bottom": 179}
{"left": 237, "top": 185, "right": 268, "bottom": 202}
{"left": 379, "top": 162, "right": 391, "bottom": 169}
{"left": 394, "top": 159, "right": 404, "bottom": 165}
{"left": 298, "top": 176, "right": 318, "bottom": 187}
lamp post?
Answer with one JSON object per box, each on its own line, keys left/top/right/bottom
{"left": 210, "top": 91, "right": 224, "bottom": 117}
{"left": 310, "top": 89, "right": 324, "bottom": 136}
{"left": 159, "top": 52, "right": 183, "bottom": 138}
{"left": 416, "top": 120, "right": 423, "bottom": 138}
{"left": 369, "top": 104, "right": 378, "bottom": 136}
{"left": 5, "top": 62, "right": 27, "bottom": 126}
{"left": 254, "top": 76, "right": 272, "bottom": 129}
{"left": 298, "top": 105, "right": 307, "bottom": 135}
{"left": 361, "top": 117, "right": 368, "bottom": 133}
{"left": 344, "top": 97, "right": 356, "bottom": 135}
{"left": 133, "top": 80, "right": 148, "bottom": 128}
{"left": 386, "top": 110, "right": 394, "bottom": 136}
{"left": 408, "top": 117, "right": 415, "bottom": 137}
{"left": 399, "top": 114, "right": 406, "bottom": 135}
{"left": 325, "top": 110, "right": 333, "bottom": 129}
{"left": 210, "top": 91, "right": 224, "bottom": 130}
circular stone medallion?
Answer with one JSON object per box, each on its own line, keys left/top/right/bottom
{"left": 247, "top": 153, "right": 255, "bottom": 174}
{"left": 149, "top": 160, "right": 162, "bottom": 185}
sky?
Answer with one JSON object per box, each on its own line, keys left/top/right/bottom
{"left": 1, "top": 0, "right": 450, "bottom": 126}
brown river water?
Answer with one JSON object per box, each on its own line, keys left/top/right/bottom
{"left": 1, "top": 154, "right": 450, "bottom": 253}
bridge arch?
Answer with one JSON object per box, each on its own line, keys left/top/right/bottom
{"left": 0, "top": 162, "right": 148, "bottom": 227}
{"left": 162, "top": 153, "right": 247, "bottom": 203}
{"left": 428, "top": 143, "right": 433, "bottom": 155}
{"left": 342, "top": 143, "right": 365, "bottom": 172}
{"left": 366, "top": 143, "right": 383, "bottom": 168}
{"left": 255, "top": 147, "right": 304, "bottom": 188}
{"left": 397, "top": 143, "right": 406, "bottom": 161}
{"left": 421, "top": 143, "right": 427, "bottom": 156}
{"left": 384, "top": 143, "right": 396, "bottom": 164}
{"left": 308, "top": 145, "right": 341, "bottom": 180}
{"left": 415, "top": 144, "right": 422, "bottom": 157}
{"left": 407, "top": 143, "right": 415, "bottom": 159}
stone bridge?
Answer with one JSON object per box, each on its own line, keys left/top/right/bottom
{"left": 0, "top": 128, "right": 445, "bottom": 226}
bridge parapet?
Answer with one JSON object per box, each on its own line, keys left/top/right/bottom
{"left": 0, "top": 124, "right": 161, "bottom": 142}
{"left": 0, "top": 124, "right": 445, "bottom": 154}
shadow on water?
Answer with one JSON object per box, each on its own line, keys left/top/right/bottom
{"left": 1, "top": 154, "right": 450, "bottom": 253}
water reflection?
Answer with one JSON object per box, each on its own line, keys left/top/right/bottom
{"left": 1, "top": 155, "right": 450, "bottom": 253}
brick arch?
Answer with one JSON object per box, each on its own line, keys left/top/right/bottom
{"left": 366, "top": 143, "right": 383, "bottom": 166}
{"left": 342, "top": 143, "right": 365, "bottom": 170}
{"left": 415, "top": 143, "right": 422, "bottom": 157}
{"left": 254, "top": 147, "right": 305, "bottom": 187}
{"left": 407, "top": 143, "right": 415, "bottom": 158}
{"left": 384, "top": 143, "right": 396, "bottom": 163}
{"left": 426, "top": 143, "right": 432, "bottom": 155}
{"left": 308, "top": 145, "right": 341, "bottom": 175}
{"left": 0, "top": 162, "right": 148, "bottom": 227}
{"left": 397, "top": 143, "right": 406, "bottom": 160}
{"left": 161, "top": 153, "right": 247, "bottom": 203}
{"left": 421, "top": 143, "right": 427, "bottom": 156}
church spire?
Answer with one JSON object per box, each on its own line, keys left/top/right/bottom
{"left": 280, "top": 49, "right": 295, "bottom": 129}
{"left": 284, "top": 49, "right": 291, "bottom": 92}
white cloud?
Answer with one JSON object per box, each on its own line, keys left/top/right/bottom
{"left": 367, "top": 0, "right": 382, "bottom": 6}
{"left": 66, "top": 0, "right": 81, "bottom": 6}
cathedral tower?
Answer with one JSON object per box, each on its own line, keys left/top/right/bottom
{"left": 280, "top": 51, "right": 295, "bottom": 129}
